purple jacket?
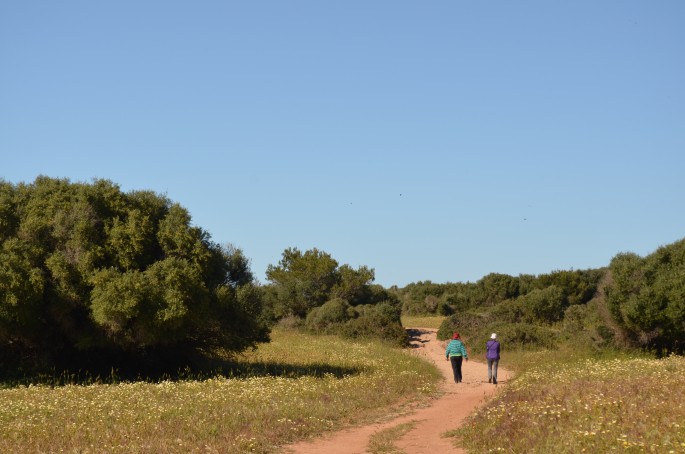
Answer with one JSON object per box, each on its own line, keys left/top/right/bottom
{"left": 486, "top": 339, "right": 500, "bottom": 360}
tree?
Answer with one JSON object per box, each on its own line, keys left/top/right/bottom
{"left": 0, "top": 176, "right": 269, "bottom": 370}
{"left": 265, "top": 248, "right": 340, "bottom": 317}
{"left": 330, "top": 264, "right": 375, "bottom": 306}
{"left": 476, "top": 273, "right": 520, "bottom": 305}
{"left": 305, "top": 298, "right": 355, "bottom": 333}
{"left": 517, "top": 285, "right": 567, "bottom": 324}
{"left": 607, "top": 239, "right": 685, "bottom": 354}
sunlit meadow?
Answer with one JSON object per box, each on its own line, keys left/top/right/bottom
{"left": 456, "top": 353, "right": 685, "bottom": 453}
{"left": 0, "top": 329, "right": 440, "bottom": 453}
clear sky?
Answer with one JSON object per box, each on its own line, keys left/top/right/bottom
{"left": 2, "top": 1, "right": 684, "bottom": 287}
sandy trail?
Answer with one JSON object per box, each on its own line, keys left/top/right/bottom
{"left": 284, "top": 328, "right": 510, "bottom": 453}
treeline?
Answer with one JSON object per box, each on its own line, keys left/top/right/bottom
{"left": 2, "top": 177, "right": 683, "bottom": 376}
{"left": 400, "top": 269, "right": 608, "bottom": 352}
{"left": 419, "top": 238, "right": 685, "bottom": 356}
{"left": 0, "top": 177, "right": 269, "bottom": 374}
{"left": 399, "top": 269, "right": 601, "bottom": 316}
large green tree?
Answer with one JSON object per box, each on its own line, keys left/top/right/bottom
{"left": 0, "top": 177, "right": 269, "bottom": 369}
{"left": 607, "top": 238, "right": 685, "bottom": 354}
{"left": 265, "top": 247, "right": 380, "bottom": 318}
{"left": 266, "top": 248, "right": 339, "bottom": 317}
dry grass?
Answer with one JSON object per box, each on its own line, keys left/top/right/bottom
{"left": 401, "top": 315, "right": 445, "bottom": 329}
{"left": 0, "top": 329, "right": 441, "bottom": 453}
{"left": 455, "top": 353, "right": 685, "bottom": 453}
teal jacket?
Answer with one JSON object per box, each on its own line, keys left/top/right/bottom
{"left": 445, "top": 339, "right": 468, "bottom": 359}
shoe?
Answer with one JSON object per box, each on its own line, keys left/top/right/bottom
{"left": 488, "top": 377, "right": 491, "bottom": 383}
{"left": 493, "top": 378, "right": 497, "bottom": 385}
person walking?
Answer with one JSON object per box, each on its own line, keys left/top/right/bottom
{"left": 445, "top": 332, "right": 468, "bottom": 383}
{"left": 486, "top": 333, "right": 501, "bottom": 384}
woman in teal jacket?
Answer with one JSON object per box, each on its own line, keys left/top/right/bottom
{"left": 445, "top": 332, "right": 468, "bottom": 383}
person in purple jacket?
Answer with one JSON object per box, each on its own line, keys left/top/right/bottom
{"left": 486, "top": 333, "right": 501, "bottom": 384}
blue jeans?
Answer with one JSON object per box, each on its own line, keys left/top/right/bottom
{"left": 449, "top": 356, "right": 463, "bottom": 383}
{"left": 487, "top": 358, "right": 499, "bottom": 382}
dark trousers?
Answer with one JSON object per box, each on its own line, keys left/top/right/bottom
{"left": 450, "top": 356, "right": 463, "bottom": 383}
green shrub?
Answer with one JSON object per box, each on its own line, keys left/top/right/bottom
{"left": 483, "top": 323, "right": 558, "bottom": 352}
{"left": 518, "top": 285, "right": 567, "bottom": 323}
{"left": 436, "top": 311, "right": 493, "bottom": 341}
{"left": 437, "top": 301, "right": 454, "bottom": 316}
{"left": 562, "top": 304, "right": 588, "bottom": 333}
{"left": 606, "top": 238, "right": 685, "bottom": 354}
{"left": 341, "top": 303, "right": 407, "bottom": 346}
{"left": 491, "top": 299, "right": 525, "bottom": 323}
{"left": 305, "top": 298, "right": 355, "bottom": 334}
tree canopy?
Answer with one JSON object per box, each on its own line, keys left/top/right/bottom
{"left": 265, "top": 247, "right": 378, "bottom": 317}
{"left": 607, "top": 238, "right": 685, "bottom": 354}
{"left": 0, "top": 176, "right": 269, "bottom": 371}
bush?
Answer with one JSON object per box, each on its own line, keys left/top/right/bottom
{"left": 437, "top": 301, "right": 454, "bottom": 316}
{"left": 491, "top": 299, "right": 525, "bottom": 324}
{"left": 305, "top": 298, "right": 355, "bottom": 334}
{"left": 341, "top": 303, "right": 407, "bottom": 346}
{"left": 562, "top": 304, "right": 588, "bottom": 333}
{"left": 517, "top": 285, "right": 567, "bottom": 324}
{"left": 0, "top": 177, "right": 270, "bottom": 373}
{"left": 606, "top": 238, "right": 685, "bottom": 354}
{"left": 485, "top": 323, "right": 558, "bottom": 352}
{"left": 436, "top": 311, "right": 494, "bottom": 341}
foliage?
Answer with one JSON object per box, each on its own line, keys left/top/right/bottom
{"left": 534, "top": 268, "right": 604, "bottom": 306}
{"left": 513, "top": 285, "right": 567, "bottom": 324}
{"left": 265, "top": 247, "right": 404, "bottom": 344}
{"left": 265, "top": 248, "right": 339, "bottom": 318}
{"left": 436, "top": 312, "right": 493, "bottom": 341}
{"left": 476, "top": 272, "right": 520, "bottom": 306}
{"left": 0, "top": 177, "right": 269, "bottom": 372}
{"left": 479, "top": 323, "right": 558, "bottom": 352}
{"left": 305, "top": 298, "right": 355, "bottom": 334}
{"left": 606, "top": 238, "right": 685, "bottom": 354}
{"left": 400, "top": 280, "right": 447, "bottom": 315}
{"left": 331, "top": 264, "right": 376, "bottom": 306}
{"left": 265, "top": 248, "right": 380, "bottom": 318}
{"left": 341, "top": 302, "right": 408, "bottom": 347}
{"left": 397, "top": 269, "right": 602, "bottom": 316}
{"left": 305, "top": 298, "right": 407, "bottom": 346}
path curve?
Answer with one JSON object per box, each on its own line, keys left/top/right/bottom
{"left": 284, "top": 328, "right": 510, "bottom": 453}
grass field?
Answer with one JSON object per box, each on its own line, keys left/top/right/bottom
{"left": 0, "top": 329, "right": 441, "bottom": 453}
{"left": 454, "top": 351, "right": 685, "bottom": 453}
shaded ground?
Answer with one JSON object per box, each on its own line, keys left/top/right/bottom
{"left": 284, "top": 328, "right": 510, "bottom": 453}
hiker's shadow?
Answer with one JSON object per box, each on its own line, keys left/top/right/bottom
{"left": 406, "top": 328, "right": 432, "bottom": 349}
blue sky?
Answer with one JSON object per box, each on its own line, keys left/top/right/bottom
{"left": 2, "top": 1, "right": 684, "bottom": 287}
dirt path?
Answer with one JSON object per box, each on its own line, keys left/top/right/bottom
{"left": 284, "top": 328, "right": 510, "bottom": 454}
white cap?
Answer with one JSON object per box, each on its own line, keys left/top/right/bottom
{"left": 491, "top": 333, "right": 497, "bottom": 339}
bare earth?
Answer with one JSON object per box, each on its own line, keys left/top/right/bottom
{"left": 284, "top": 328, "right": 510, "bottom": 454}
